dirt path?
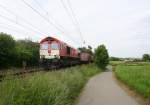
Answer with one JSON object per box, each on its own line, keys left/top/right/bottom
{"left": 76, "top": 66, "right": 139, "bottom": 105}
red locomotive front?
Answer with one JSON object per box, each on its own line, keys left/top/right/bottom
{"left": 40, "top": 37, "right": 79, "bottom": 59}
{"left": 39, "top": 37, "right": 80, "bottom": 69}
{"left": 40, "top": 37, "right": 60, "bottom": 59}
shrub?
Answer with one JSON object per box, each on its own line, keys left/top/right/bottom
{"left": 0, "top": 32, "right": 39, "bottom": 69}
{"left": 142, "top": 54, "right": 150, "bottom": 61}
{"left": 0, "top": 33, "right": 16, "bottom": 69}
{"left": 94, "top": 44, "right": 109, "bottom": 70}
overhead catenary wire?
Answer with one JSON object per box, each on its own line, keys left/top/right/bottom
{"left": 66, "top": 0, "right": 85, "bottom": 44}
{"left": 0, "top": 1, "right": 80, "bottom": 45}
{"left": 0, "top": 2, "right": 76, "bottom": 45}
{"left": 0, "top": 4, "right": 51, "bottom": 36}
{"left": 0, "top": 4, "right": 62, "bottom": 36}
{"left": 33, "top": 0, "right": 68, "bottom": 34}
{"left": 0, "top": 24, "right": 31, "bottom": 38}
{"left": 0, "top": 14, "right": 41, "bottom": 38}
{"left": 60, "top": 0, "right": 85, "bottom": 45}
{"left": 33, "top": 0, "right": 48, "bottom": 15}
{"left": 21, "top": 0, "right": 65, "bottom": 34}
{"left": 21, "top": 0, "right": 80, "bottom": 45}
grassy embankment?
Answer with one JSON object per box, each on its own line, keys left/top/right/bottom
{"left": 0, "top": 64, "right": 101, "bottom": 105}
{"left": 113, "top": 61, "right": 150, "bottom": 100}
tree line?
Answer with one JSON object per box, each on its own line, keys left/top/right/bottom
{"left": 0, "top": 32, "right": 39, "bottom": 69}
{"left": 0, "top": 32, "right": 110, "bottom": 70}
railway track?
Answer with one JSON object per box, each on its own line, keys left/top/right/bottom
{"left": 0, "top": 64, "right": 88, "bottom": 82}
{"left": 0, "top": 68, "right": 44, "bottom": 82}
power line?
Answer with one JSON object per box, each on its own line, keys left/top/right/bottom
{"left": 66, "top": 0, "right": 85, "bottom": 44}
{"left": 21, "top": 0, "right": 80, "bottom": 45}
{"left": 0, "top": 2, "right": 78, "bottom": 44}
{"left": 0, "top": 4, "right": 49, "bottom": 36}
{"left": 33, "top": 0, "right": 68, "bottom": 34}
{"left": 60, "top": 0, "right": 76, "bottom": 28}
{"left": 33, "top": 0, "right": 81, "bottom": 45}
{"left": 0, "top": 24, "right": 23, "bottom": 33}
{"left": 33, "top": 0, "right": 48, "bottom": 15}
{"left": 0, "top": 14, "right": 41, "bottom": 38}
{"left": 60, "top": 0, "right": 85, "bottom": 45}
{"left": 0, "top": 24, "right": 32, "bottom": 38}
{"left": 21, "top": 0, "right": 65, "bottom": 33}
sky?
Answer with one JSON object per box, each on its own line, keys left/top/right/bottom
{"left": 0, "top": 0, "right": 150, "bottom": 58}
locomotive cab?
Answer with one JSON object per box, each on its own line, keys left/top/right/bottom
{"left": 40, "top": 41, "right": 60, "bottom": 59}
{"left": 39, "top": 36, "right": 83, "bottom": 69}
{"left": 50, "top": 42, "right": 60, "bottom": 58}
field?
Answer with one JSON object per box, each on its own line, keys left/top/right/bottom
{"left": 114, "top": 62, "right": 150, "bottom": 99}
{"left": 0, "top": 64, "right": 101, "bottom": 105}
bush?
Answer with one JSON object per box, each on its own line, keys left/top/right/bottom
{"left": 15, "top": 40, "right": 39, "bottom": 67}
{"left": 0, "top": 33, "right": 16, "bottom": 69}
{"left": 94, "top": 44, "right": 109, "bottom": 70}
{"left": 142, "top": 54, "right": 150, "bottom": 61}
{"left": 0, "top": 32, "right": 39, "bottom": 69}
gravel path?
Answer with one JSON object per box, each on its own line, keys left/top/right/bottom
{"left": 76, "top": 66, "right": 139, "bottom": 105}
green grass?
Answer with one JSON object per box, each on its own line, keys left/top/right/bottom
{"left": 0, "top": 64, "right": 101, "bottom": 105}
{"left": 115, "top": 64, "right": 150, "bottom": 99}
{"left": 109, "top": 61, "right": 124, "bottom": 66}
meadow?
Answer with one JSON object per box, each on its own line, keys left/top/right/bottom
{"left": 0, "top": 64, "right": 101, "bottom": 105}
{"left": 115, "top": 62, "right": 150, "bottom": 99}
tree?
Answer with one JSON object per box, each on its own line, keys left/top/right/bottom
{"left": 78, "top": 46, "right": 93, "bottom": 55}
{"left": 94, "top": 44, "right": 109, "bottom": 70}
{"left": 142, "top": 54, "right": 150, "bottom": 61}
{"left": 15, "top": 39, "right": 39, "bottom": 67}
{"left": 0, "top": 32, "right": 16, "bottom": 68}
{"left": 109, "top": 57, "right": 120, "bottom": 61}
{"left": 0, "top": 32, "right": 40, "bottom": 69}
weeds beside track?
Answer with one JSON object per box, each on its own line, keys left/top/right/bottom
{"left": 0, "top": 64, "right": 101, "bottom": 105}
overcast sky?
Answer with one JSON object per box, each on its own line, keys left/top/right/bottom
{"left": 0, "top": 0, "right": 150, "bottom": 58}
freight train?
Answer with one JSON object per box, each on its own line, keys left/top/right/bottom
{"left": 39, "top": 37, "right": 92, "bottom": 69}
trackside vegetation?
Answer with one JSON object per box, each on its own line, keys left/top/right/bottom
{"left": 0, "top": 64, "right": 101, "bottom": 105}
{"left": 115, "top": 64, "right": 150, "bottom": 99}
{"left": 0, "top": 32, "right": 39, "bottom": 69}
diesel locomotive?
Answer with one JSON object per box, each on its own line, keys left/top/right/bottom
{"left": 39, "top": 37, "right": 92, "bottom": 69}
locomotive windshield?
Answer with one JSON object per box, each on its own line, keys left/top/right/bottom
{"left": 40, "top": 43, "right": 49, "bottom": 49}
{"left": 51, "top": 43, "right": 59, "bottom": 50}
